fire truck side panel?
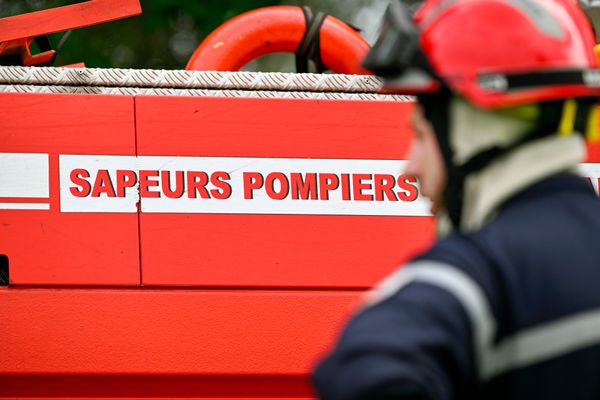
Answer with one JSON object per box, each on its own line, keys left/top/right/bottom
{"left": 0, "top": 287, "right": 358, "bottom": 398}
{"left": 135, "top": 96, "right": 434, "bottom": 287}
{"left": 0, "top": 91, "right": 431, "bottom": 398}
{"left": 0, "top": 93, "right": 140, "bottom": 285}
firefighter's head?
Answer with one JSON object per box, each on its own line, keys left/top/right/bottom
{"left": 364, "top": 0, "right": 600, "bottom": 231}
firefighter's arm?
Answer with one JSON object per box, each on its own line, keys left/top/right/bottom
{"left": 312, "top": 280, "right": 476, "bottom": 400}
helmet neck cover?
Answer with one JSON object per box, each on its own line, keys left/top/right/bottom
{"left": 419, "top": 93, "right": 594, "bottom": 230}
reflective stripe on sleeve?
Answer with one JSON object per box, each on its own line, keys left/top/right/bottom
{"left": 362, "top": 260, "right": 600, "bottom": 381}
{"left": 362, "top": 260, "right": 496, "bottom": 379}
{"left": 489, "top": 307, "right": 600, "bottom": 378}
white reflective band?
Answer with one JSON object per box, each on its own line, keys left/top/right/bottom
{"left": 487, "top": 308, "right": 600, "bottom": 379}
{"left": 364, "top": 261, "right": 496, "bottom": 378}
{"left": 0, "top": 203, "right": 50, "bottom": 210}
{"left": 0, "top": 153, "right": 49, "bottom": 198}
{"left": 364, "top": 260, "right": 600, "bottom": 381}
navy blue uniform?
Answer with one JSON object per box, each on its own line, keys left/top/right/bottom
{"left": 313, "top": 173, "right": 600, "bottom": 400}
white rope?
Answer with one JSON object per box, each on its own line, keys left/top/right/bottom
{"left": 0, "top": 66, "right": 392, "bottom": 94}
{"left": 0, "top": 84, "right": 412, "bottom": 101}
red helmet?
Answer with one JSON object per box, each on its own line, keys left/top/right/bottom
{"left": 363, "top": 0, "right": 600, "bottom": 109}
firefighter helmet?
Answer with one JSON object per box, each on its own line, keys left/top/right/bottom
{"left": 363, "top": 0, "right": 600, "bottom": 108}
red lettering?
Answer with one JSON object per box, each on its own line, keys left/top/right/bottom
{"left": 139, "top": 170, "right": 160, "bottom": 198}
{"left": 290, "top": 173, "right": 317, "bottom": 200}
{"left": 210, "top": 171, "right": 232, "bottom": 200}
{"left": 352, "top": 174, "right": 373, "bottom": 201}
{"left": 187, "top": 171, "right": 210, "bottom": 199}
{"left": 341, "top": 173, "right": 351, "bottom": 201}
{"left": 374, "top": 174, "right": 398, "bottom": 201}
{"left": 69, "top": 168, "right": 91, "bottom": 197}
{"left": 265, "top": 172, "right": 290, "bottom": 200}
{"left": 319, "top": 173, "right": 340, "bottom": 201}
{"left": 91, "top": 169, "right": 116, "bottom": 198}
{"left": 116, "top": 169, "right": 137, "bottom": 198}
{"left": 162, "top": 171, "right": 185, "bottom": 199}
{"left": 397, "top": 175, "right": 419, "bottom": 201}
{"left": 244, "top": 172, "right": 264, "bottom": 199}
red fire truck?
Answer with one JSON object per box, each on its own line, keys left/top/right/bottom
{"left": 1, "top": 1, "right": 599, "bottom": 399}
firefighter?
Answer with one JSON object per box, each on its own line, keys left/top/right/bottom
{"left": 313, "top": 0, "right": 600, "bottom": 399}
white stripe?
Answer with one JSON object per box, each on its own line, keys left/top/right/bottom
{"left": 0, "top": 203, "right": 50, "bottom": 210}
{"left": 364, "top": 260, "right": 600, "bottom": 381}
{"left": 364, "top": 261, "right": 496, "bottom": 377}
{"left": 488, "top": 308, "right": 600, "bottom": 378}
{"left": 58, "top": 155, "right": 431, "bottom": 216}
{"left": 0, "top": 153, "right": 49, "bottom": 198}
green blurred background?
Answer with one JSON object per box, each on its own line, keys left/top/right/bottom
{"left": 0, "top": 0, "right": 396, "bottom": 71}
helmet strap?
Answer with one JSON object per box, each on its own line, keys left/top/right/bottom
{"left": 417, "top": 95, "right": 594, "bottom": 230}
{"left": 417, "top": 90, "right": 463, "bottom": 227}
